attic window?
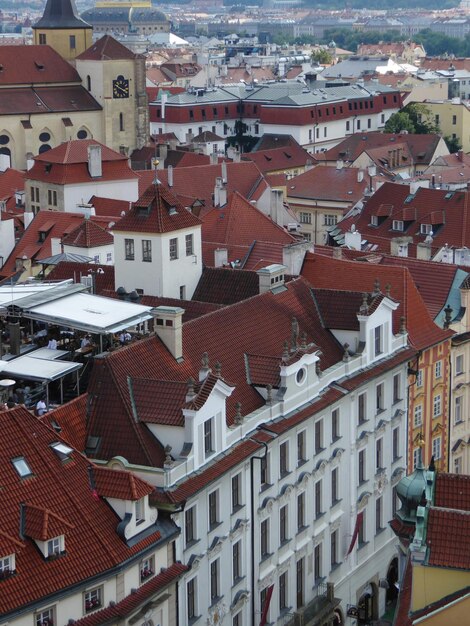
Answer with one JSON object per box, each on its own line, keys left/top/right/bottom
{"left": 50, "top": 442, "right": 73, "bottom": 461}
{"left": 35, "top": 61, "right": 45, "bottom": 70}
{"left": 12, "top": 457, "right": 32, "bottom": 478}
{"left": 420, "top": 223, "right": 432, "bottom": 235}
{"left": 169, "top": 206, "right": 177, "bottom": 215}
{"left": 137, "top": 205, "right": 151, "bottom": 216}
{"left": 404, "top": 194, "right": 415, "bottom": 204}
{"left": 445, "top": 191, "right": 455, "bottom": 200}
{"left": 0, "top": 554, "right": 14, "bottom": 580}
{"left": 370, "top": 216, "right": 379, "bottom": 227}
{"left": 392, "top": 220, "right": 404, "bottom": 231}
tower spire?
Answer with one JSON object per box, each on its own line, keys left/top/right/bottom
{"left": 33, "top": 0, "right": 92, "bottom": 61}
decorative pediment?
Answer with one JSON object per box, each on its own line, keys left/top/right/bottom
{"left": 432, "top": 422, "right": 444, "bottom": 435}
{"left": 356, "top": 431, "right": 372, "bottom": 448}
{"left": 207, "top": 535, "right": 225, "bottom": 557}
{"left": 375, "top": 420, "right": 387, "bottom": 436}
{"left": 392, "top": 408, "right": 405, "bottom": 423}
{"left": 229, "top": 518, "right": 250, "bottom": 541}
{"left": 391, "top": 467, "right": 405, "bottom": 486}
{"left": 314, "top": 458, "right": 328, "bottom": 476}
{"left": 187, "top": 553, "right": 204, "bottom": 570}
{"left": 297, "top": 471, "right": 311, "bottom": 488}
{"left": 374, "top": 470, "right": 388, "bottom": 496}
{"left": 330, "top": 448, "right": 345, "bottom": 466}
{"left": 313, "top": 530, "right": 325, "bottom": 546}
{"left": 357, "top": 491, "right": 372, "bottom": 510}
{"left": 230, "top": 590, "right": 250, "bottom": 612}
{"left": 208, "top": 600, "right": 228, "bottom": 625}
{"left": 259, "top": 569, "right": 276, "bottom": 590}
{"left": 330, "top": 518, "right": 341, "bottom": 533}
{"left": 258, "top": 497, "right": 275, "bottom": 517}
{"left": 279, "top": 483, "right": 294, "bottom": 504}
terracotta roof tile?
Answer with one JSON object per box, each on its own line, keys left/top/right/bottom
{"left": 245, "top": 353, "right": 282, "bottom": 387}
{"left": 40, "top": 395, "right": 88, "bottom": 451}
{"left": 287, "top": 165, "right": 366, "bottom": 203}
{"left": 0, "top": 45, "right": 81, "bottom": 85}
{"left": 242, "top": 145, "right": 314, "bottom": 175}
{"left": 434, "top": 473, "right": 470, "bottom": 511}
{"left": 426, "top": 507, "right": 470, "bottom": 569}
{"left": 114, "top": 183, "right": 202, "bottom": 234}
{"left": 62, "top": 219, "right": 114, "bottom": 248}
{"left": 193, "top": 267, "right": 260, "bottom": 305}
{"left": 89, "top": 195, "right": 132, "bottom": 218}
{"left": 46, "top": 261, "right": 115, "bottom": 294}
{"left": 0, "top": 168, "right": 25, "bottom": 209}
{"left": 312, "top": 288, "right": 384, "bottom": 330}
{"left": 93, "top": 466, "right": 153, "bottom": 501}
{"left": 76, "top": 35, "right": 143, "bottom": 61}
{"left": 23, "top": 503, "right": 74, "bottom": 541}
{"left": 130, "top": 378, "right": 188, "bottom": 426}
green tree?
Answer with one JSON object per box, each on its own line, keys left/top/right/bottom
{"left": 384, "top": 111, "right": 416, "bottom": 134}
{"left": 444, "top": 135, "right": 462, "bottom": 153}
{"left": 311, "top": 49, "right": 333, "bottom": 64}
{"left": 384, "top": 103, "right": 439, "bottom": 135}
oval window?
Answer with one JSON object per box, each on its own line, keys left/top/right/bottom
{"left": 296, "top": 367, "right": 306, "bottom": 384}
{"left": 38, "top": 144, "right": 51, "bottom": 154}
{"left": 77, "top": 129, "right": 88, "bottom": 139}
{"left": 0, "top": 134, "right": 10, "bottom": 145}
{"left": 39, "top": 132, "right": 51, "bottom": 142}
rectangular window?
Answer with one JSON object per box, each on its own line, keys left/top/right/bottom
{"left": 393, "top": 373, "right": 401, "bottom": 403}
{"left": 297, "top": 431, "right": 306, "bottom": 464}
{"left": 204, "top": 418, "right": 214, "bottom": 455}
{"left": 358, "top": 514, "right": 365, "bottom": 546}
{"left": 84, "top": 587, "right": 103, "bottom": 613}
{"left": 392, "top": 485, "right": 399, "bottom": 517}
{"left": 314, "top": 543, "right": 322, "bottom": 581}
{"left": 233, "top": 613, "right": 241, "bottom": 626}
{"left": 375, "top": 497, "right": 383, "bottom": 532}
{"left": 260, "top": 519, "right": 269, "bottom": 557}
{"left": 142, "top": 239, "right": 152, "bottom": 262}
{"left": 47, "top": 189, "right": 57, "bottom": 206}
{"left": 169, "top": 237, "right": 178, "bottom": 260}
{"left": 456, "top": 354, "right": 464, "bottom": 375}
{"left": 0, "top": 555, "right": 12, "bottom": 576}
{"left": 392, "top": 219, "right": 404, "bottom": 231}
{"left": 413, "top": 447, "right": 422, "bottom": 469}
{"left": 135, "top": 498, "right": 145, "bottom": 524}
{"left": 296, "top": 557, "right": 304, "bottom": 608}
{"left": 432, "top": 436, "right": 442, "bottom": 460}
{"left": 358, "top": 449, "right": 366, "bottom": 484}
{"left": 260, "top": 454, "right": 269, "bottom": 487}
{"left": 420, "top": 223, "right": 432, "bottom": 235}
{"left": 315, "top": 480, "right": 322, "bottom": 518}
{"left": 435, "top": 361, "right": 442, "bottom": 379}
{"left": 297, "top": 492, "right": 305, "bottom": 530}
{"left": 346, "top": 120, "right": 350, "bottom": 131}
{"left": 433, "top": 394, "right": 442, "bottom": 418}
{"left": 279, "top": 571, "right": 288, "bottom": 611}
{"left": 232, "top": 473, "right": 241, "bottom": 511}
{"left": 232, "top": 541, "right": 241, "bottom": 582}
{"left": 357, "top": 119, "right": 361, "bottom": 130}
{"left": 279, "top": 441, "right": 289, "bottom": 476}
{"left": 260, "top": 588, "right": 269, "bottom": 621}
{"left": 39, "top": 33, "right": 47, "bottom": 45}
{"left": 35, "top": 607, "right": 55, "bottom": 626}
{"left": 140, "top": 556, "right": 154, "bottom": 582}
{"left": 70, "top": 35, "right": 76, "bottom": 49}
{"left": 358, "top": 393, "right": 366, "bottom": 424}
{"left": 416, "top": 370, "right": 423, "bottom": 387}
{"left": 106, "top": 252, "right": 112, "bottom": 263}
{"left": 187, "top": 578, "right": 196, "bottom": 620}
{"left": 299, "top": 212, "right": 312, "bottom": 224}
{"left": 280, "top": 504, "right": 288, "bottom": 543}
{"left": 376, "top": 438, "right": 383, "bottom": 470}
{"left": 376, "top": 383, "right": 384, "bottom": 412}
{"left": 324, "top": 214, "right": 337, "bottom": 226}
{"left": 315, "top": 419, "right": 323, "bottom": 453}
{"left": 453, "top": 114, "right": 457, "bottom": 125}
{"left": 414, "top": 404, "right": 423, "bottom": 427}
{"left": 332, "top": 408, "right": 340, "bottom": 440}
{"left": 186, "top": 233, "right": 194, "bottom": 256}
{"left": 210, "top": 559, "right": 219, "bottom": 603}
{"left": 185, "top": 506, "right": 196, "bottom": 545}
{"left": 179, "top": 285, "right": 186, "bottom": 300}
{"left": 331, "top": 467, "right": 338, "bottom": 504}
{"left": 47, "top": 537, "right": 60, "bottom": 557}
{"left": 374, "top": 326, "right": 382, "bottom": 356}
{"left": 393, "top": 427, "right": 400, "bottom": 460}
{"left": 455, "top": 396, "right": 463, "bottom": 424}
{"left": 208, "top": 490, "right": 218, "bottom": 528}
{"left": 454, "top": 456, "right": 462, "bottom": 474}
{"left": 330, "top": 530, "right": 338, "bottom": 568}
{"left": 125, "top": 238, "right": 135, "bottom": 260}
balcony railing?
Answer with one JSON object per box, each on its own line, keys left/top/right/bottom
{"left": 283, "top": 582, "right": 341, "bottom": 626}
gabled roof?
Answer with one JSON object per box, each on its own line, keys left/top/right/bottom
{"left": 114, "top": 183, "right": 202, "bottom": 234}
{"left": 86, "top": 277, "right": 344, "bottom": 466}
{"left": 287, "top": 165, "right": 367, "bottom": 202}
{"left": 93, "top": 466, "right": 153, "bottom": 501}
{"left": 89, "top": 195, "right": 131, "bottom": 218}
{"left": 242, "top": 145, "right": 314, "bottom": 174}
{"left": 0, "top": 45, "right": 81, "bottom": 85}
{"left": 0, "top": 168, "right": 25, "bottom": 211}
{"left": 40, "top": 394, "right": 88, "bottom": 451}
{"left": 76, "top": 34, "right": 140, "bottom": 60}
{"left": 62, "top": 219, "right": 114, "bottom": 248}
{"left": 0, "top": 85, "right": 101, "bottom": 116}
{"left": 301, "top": 252, "right": 452, "bottom": 351}
{"left": 0, "top": 406, "right": 161, "bottom": 618}
{"left": 312, "top": 288, "right": 384, "bottom": 330}
{"left": 46, "top": 261, "right": 115, "bottom": 294}
{"left": 33, "top": 139, "right": 128, "bottom": 165}
{"left": 33, "top": 0, "right": 91, "bottom": 30}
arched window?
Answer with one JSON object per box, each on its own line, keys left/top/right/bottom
{"left": 38, "top": 144, "right": 51, "bottom": 154}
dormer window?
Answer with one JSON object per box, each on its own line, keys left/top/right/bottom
{"left": 12, "top": 456, "right": 32, "bottom": 478}
{"left": 50, "top": 442, "right": 73, "bottom": 461}
{"left": 374, "top": 326, "right": 383, "bottom": 356}
{"left": 35, "top": 606, "right": 55, "bottom": 626}
{"left": 420, "top": 223, "right": 432, "bottom": 235}
{"left": 370, "top": 216, "right": 379, "bottom": 226}
{"left": 135, "top": 498, "right": 145, "bottom": 525}
{"left": 204, "top": 417, "right": 215, "bottom": 457}
{"left": 140, "top": 555, "right": 155, "bottom": 582}
{"left": 0, "top": 554, "right": 14, "bottom": 580}
{"left": 392, "top": 220, "right": 404, "bottom": 231}
{"left": 47, "top": 537, "right": 61, "bottom": 558}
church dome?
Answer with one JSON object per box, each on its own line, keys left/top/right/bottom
{"left": 396, "top": 465, "right": 428, "bottom": 524}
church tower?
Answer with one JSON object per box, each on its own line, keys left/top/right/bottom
{"left": 33, "top": 0, "right": 93, "bottom": 61}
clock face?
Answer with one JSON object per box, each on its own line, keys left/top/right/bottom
{"left": 113, "top": 75, "right": 129, "bottom": 98}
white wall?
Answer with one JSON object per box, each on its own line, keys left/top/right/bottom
{"left": 0, "top": 217, "right": 16, "bottom": 268}
{"left": 63, "top": 178, "right": 139, "bottom": 210}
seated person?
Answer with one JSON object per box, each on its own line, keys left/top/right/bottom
{"left": 80, "top": 335, "right": 92, "bottom": 349}
{"left": 47, "top": 337, "right": 58, "bottom": 350}
{"left": 36, "top": 398, "right": 47, "bottom": 416}
{"left": 119, "top": 331, "right": 131, "bottom": 345}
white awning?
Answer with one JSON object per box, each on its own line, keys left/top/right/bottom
{"left": 21, "top": 292, "right": 154, "bottom": 334}
{"left": 28, "top": 348, "right": 70, "bottom": 361}
{"left": 0, "top": 354, "right": 82, "bottom": 382}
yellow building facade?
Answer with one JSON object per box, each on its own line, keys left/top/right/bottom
{"left": 421, "top": 99, "right": 470, "bottom": 152}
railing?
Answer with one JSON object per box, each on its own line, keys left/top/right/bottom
{"left": 282, "top": 583, "right": 339, "bottom": 626}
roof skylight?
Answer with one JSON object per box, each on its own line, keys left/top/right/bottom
{"left": 12, "top": 457, "right": 33, "bottom": 478}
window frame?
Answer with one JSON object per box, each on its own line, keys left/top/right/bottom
{"left": 185, "top": 505, "right": 196, "bottom": 545}
{"left": 169, "top": 237, "right": 178, "bottom": 261}
{"left": 124, "top": 238, "right": 135, "bottom": 261}
{"left": 142, "top": 239, "right": 152, "bottom": 262}
{"left": 208, "top": 490, "right": 219, "bottom": 529}
{"left": 185, "top": 233, "right": 194, "bottom": 256}
{"left": 84, "top": 585, "right": 103, "bottom": 614}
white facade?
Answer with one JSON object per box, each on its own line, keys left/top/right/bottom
{"left": 0, "top": 216, "right": 15, "bottom": 268}
{"left": 113, "top": 224, "right": 203, "bottom": 299}
{"left": 62, "top": 241, "right": 115, "bottom": 265}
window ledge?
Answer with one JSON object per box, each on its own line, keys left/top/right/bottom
{"left": 279, "top": 538, "right": 291, "bottom": 548}
{"left": 332, "top": 435, "right": 342, "bottom": 444}
{"left": 376, "top": 408, "right": 386, "bottom": 416}
{"left": 260, "top": 483, "right": 273, "bottom": 493}
{"left": 232, "top": 575, "right": 245, "bottom": 590}
{"left": 331, "top": 498, "right": 342, "bottom": 508}
{"left": 260, "top": 552, "right": 274, "bottom": 564}
{"left": 330, "top": 562, "right": 341, "bottom": 573}
{"left": 297, "top": 459, "right": 308, "bottom": 468}
{"left": 188, "top": 615, "right": 201, "bottom": 625}
{"left": 358, "top": 479, "right": 368, "bottom": 487}
{"left": 184, "top": 538, "right": 200, "bottom": 551}
{"left": 210, "top": 595, "right": 223, "bottom": 608}
{"left": 315, "top": 511, "right": 326, "bottom": 521}
{"left": 375, "top": 527, "right": 386, "bottom": 537}
{"left": 296, "top": 525, "right": 309, "bottom": 536}
{"left": 231, "top": 504, "right": 245, "bottom": 516}
{"left": 392, "top": 455, "right": 402, "bottom": 464}
{"left": 208, "top": 521, "right": 222, "bottom": 533}
{"left": 279, "top": 470, "right": 292, "bottom": 480}
{"left": 358, "top": 540, "right": 369, "bottom": 551}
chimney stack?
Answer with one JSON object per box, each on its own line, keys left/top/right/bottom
{"left": 221, "top": 160, "right": 228, "bottom": 183}
{"left": 270, "top": 188, "right": 284, "bottom": 226}
{"left": 357, "top": 169, "right": 364, "bottom": 183}
{"left": 88, "top": 144, "right": 102, "bottom": 179}
{"left": 153, "top": 306, "right": 184, "bottom": 361}
{"left": 214, "top": 177, "right": 227, "bottom": 207}
{"left": 214, "top": 248, "right": 228, "bottom": 267}
{"left": 167, "top": 164, "right": 173, "bottom": 187}
{"left": 336, "top": 159, "right": 344, "bottom": 170}
{"left": 257, "top": 264, "right": 287, "bottom": 294}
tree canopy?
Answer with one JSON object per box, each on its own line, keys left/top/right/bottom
{"left": 384, "top": 103, "right": 439, "bottom": 134}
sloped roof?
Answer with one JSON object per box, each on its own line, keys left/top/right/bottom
{"left": 93, "top": 466, "right": 153, "bottom": 500}
{"left": 33, "top": 0, "right": 91, "bottom": 30}
{"left": 426, "top": 507, "right": 470, "bottom": 569}
{"left": 33, "top": 139, "right": 128, "bottom": 165}
{"left": 62, "top": 219, "right": 114, "bottom": 248}
{"left": 193, "top": 267, "right": 260, "bottom": 305}
{"left": 0, "top": 168, "right": 25, "bottom": 211}
{"left": 89, "top": 195, "right": 131, "bottom": 218}
{"left": 40, "top": 394, "right": 88, "bottom": 451}
{"left": 312, "top": 288, "right": 384, "bottom": 330}
{"left": 0, "top": 406, "right": 161, "bottom": 617}
{"left": 434, "top": 473, "right": 470, "bottom": 511}
{"left": 0, "top": 45, "right": 81, "bottom": 85}
{"left": 86, "top": 277, "right": 344, "bottom": 466}
{"left": 287, "top": 165, "right": 367, "bottom": 202}
{"left": 114, "top": 183, "right": 202, "bottom": 234}
{"left": 46, "top": 261, "right": 115, "bottom": 294}
{"left": 242, "top": 145, "right": 314, "bottom": 175}
{"left": 0, "top": 85, "right": 101, "bottom": 116}
{"left": 301, "top": 252, "right": 452, "bottom": 351}
{"left": 76, "top": 34, "right": 141, "bottom": 60}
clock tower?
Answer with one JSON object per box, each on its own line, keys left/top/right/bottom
{"left": 76, "top": 35, "right": 149, "bottom": 154}
{"left": 33, "top": 0, "right": 93, "bottom": 61}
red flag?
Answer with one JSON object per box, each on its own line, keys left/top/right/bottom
{"left": 347, "top": 511, "right": 364, "bottom": 555}
{"left": 259, "top": 584, "right": 274, "bottom": 626}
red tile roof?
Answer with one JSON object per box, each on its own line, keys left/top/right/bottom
{"left": 46, "top": 261, "right": 115, "bottom": 294}
{"left": 34, "top": 140, "right": 125, "bottom": 165}
{"left": 77, "top": 35, "right": 143, "bottom": 60}
{"left": 130, "top": 378, "right": 188, "bottom": 426}
{"left": 86, "top": 277, "right": 344, "bottom": 466}
{"left": 434, "top": 473, "right": 470, "bottom": 511}
{"left": 0, "top": 406, "right": 161, "bottom": 617}
{"left": 287, "top": 166, "right": 367, "bottom": 203}
{"left": 0, "top": 168, "right": 25, "bottom": 210}
{"left": 193, "top": 267, "right": 261, "bottom": 305}
{"left": 93, "top": 466, "right": 153, "bottom": 500}
{"left": 312, "top": 288, "right": 384, "bottom": 330}
{"left": 0, "top": 45, "right": 81, "bottom": 85}
{"left": 301, "top": 252, "right": 452, "bottom": 351}
{"left": 242, "top": 145, "right": 314, "bottom": 175}
{"left": 89, "top": 195, "right": 132, "bottom": 218}
{"left": 62, "top": 219, "right": 114, "bottom": 248}
{"left": 252, "top": 134, "right": 301, "bottom": 152}
{"left": 426, "top": 507, "right": 470, "bottom": 569}
{"left": 40, "top": 395, "right": 88, "bottom": 451}
{"left": 0, "top": 85, "right": 101, "bottom": 116}
{"left": 114, "top": 183, "right": 202, "bottom": 234}
{"left": 72, "top": 562, "right": 188, "bottom": 626}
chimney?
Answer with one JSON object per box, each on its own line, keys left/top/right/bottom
{"left": 357, "top": 169, "right": 364, "bottom": 183}
{"left": 282, "top": 241, "right": 312, "bottom": 275}
{"left": 257, "top": 264, "right": 287, "bottom": 294}
{"left": 23, "top": 211, "right": 34, "bottom": 229}
{"left": 153, "top": 306, "right": 184, "bottom": 360}
{"left": 160, "top": 92, "right": 167, "bottom": 120}
{"left": 270, "top": 188, "right": 284, "bottom": 226}
{"left": 417, "top": 242, "right": 432, "bottom": 261}
{"left": 305, "top": 158, "right": 314, "bottom": 172}
{"left": 214, "top": 248, "right": 228, "bottom": 267}
{"left": 221, "top": 160, "right": 228, "bottom": 183}
{"left": 88, "top": 144, "right": 102, "bottom": 178}
{"left": 210, "top": 151, "right": 218, "bottom": 165}
{"left": 336, "top": 159, "right": 344, "bottom": 170}
{"left": 214, "top": 177, "right": 227, "bottom": 207}
{"left": 332, "top": 247, "right": 342, "bottom": 259}
{"left": 167, "top": 164, "right": 174, "bottom": 187}
{"left": 458, "top": 149, "right": 464, "bottom": 162}
{"left": 158, "top": 143, "right": 168, "bottom": 163}
{"left": 232, "top": 150, "right": 241, "bottom": 163}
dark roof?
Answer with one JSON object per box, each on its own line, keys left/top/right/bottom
{"left": 62, "top": 219, "right": 114, "bottom": 248}
{"left": 193, "top": 267, "right": 260, "bottom": 305}
{"left": 34, "top": 0, "right": 91, "bottom": 30}
{"left": 312, "top": 288, "right": 383, "bottom": 330}
{"left": 0, "top": 86, "right": 100, "bottom": 116}
{"left": 76, "top": 34, "right": 142, "bottom": 61}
